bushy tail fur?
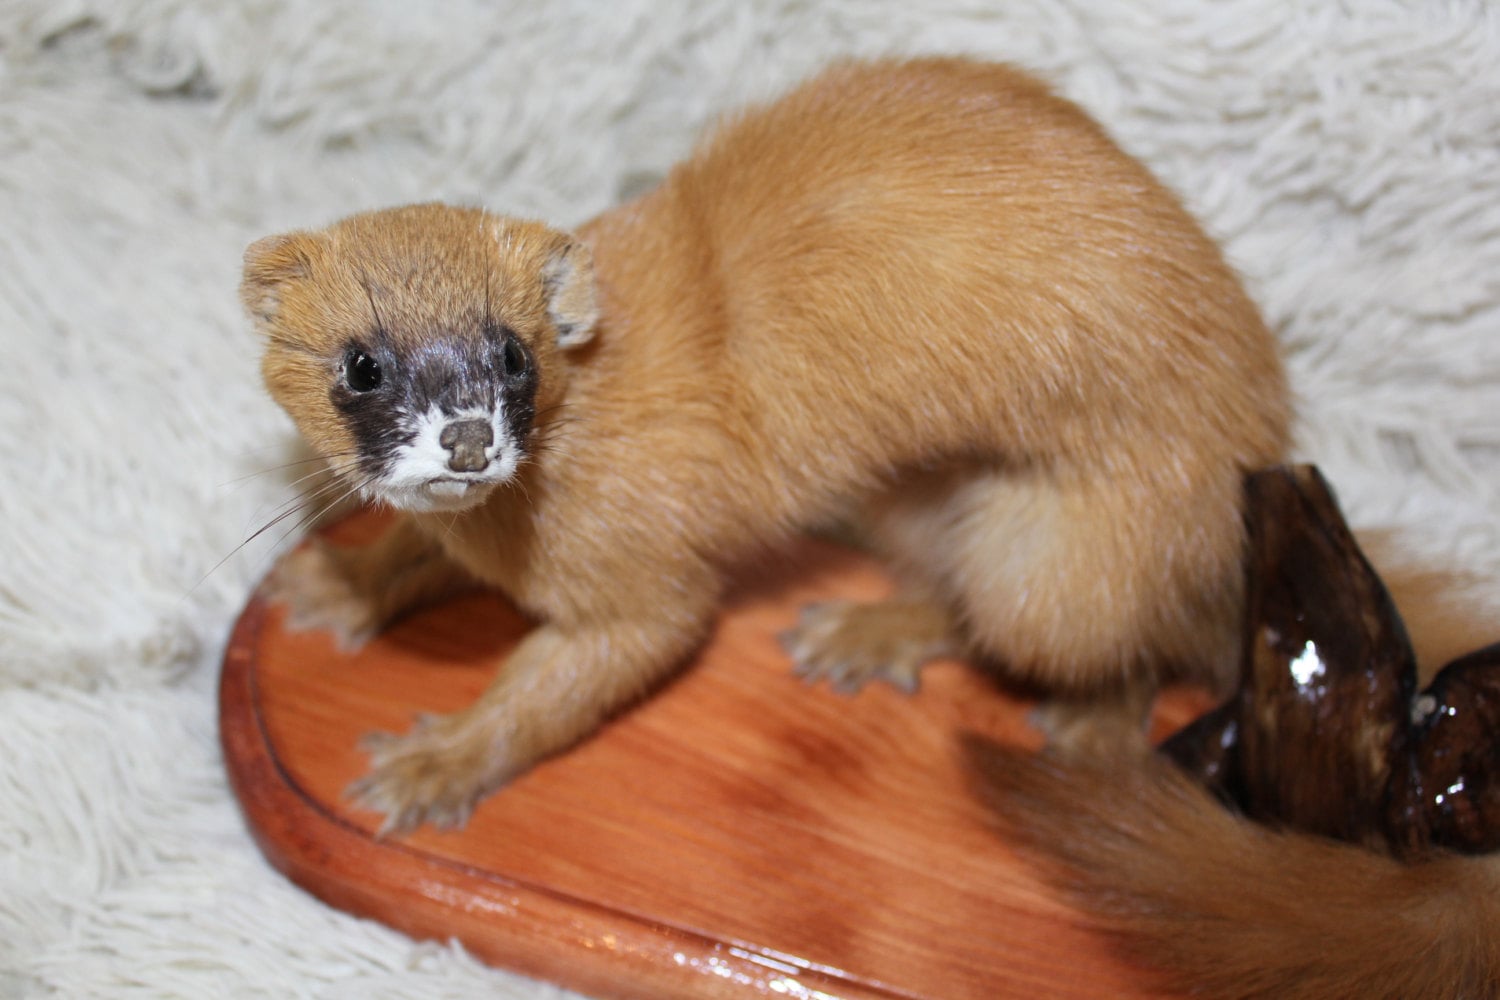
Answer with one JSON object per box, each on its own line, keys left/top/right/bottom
{"left": 965, "top": 548, "right": 1500, "bottom": 999}
{"left": 960, "top": 470, "right": 1500, "bottom": 995}
{"left": 966, "top": 740, "right": 1500, "bottom": 1000}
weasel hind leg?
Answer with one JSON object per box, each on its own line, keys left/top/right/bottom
{"left": 867, "top": 463, "right": 1244, "bottom": 757}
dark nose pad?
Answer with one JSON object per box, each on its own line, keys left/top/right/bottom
{"left": 439, "top": 419, "right": 494, "bottom": 472}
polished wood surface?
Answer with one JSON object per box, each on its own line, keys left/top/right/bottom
{"left": 220, "top": 511, "right": 1200, "bottom": 998}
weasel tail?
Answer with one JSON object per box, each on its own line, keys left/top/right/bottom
{"left": 966, "top": 468, "right": 1500, "bottom": 1000}
{"left": 965, "top": 742, "right": 1500, "bottom": 1000}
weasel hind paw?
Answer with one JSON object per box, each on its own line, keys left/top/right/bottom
{"left": 1029, "top": 699, "right": 1153, "bottom": 760}
{"left": 779, "top": 600, "right": 939, "bottom": 695}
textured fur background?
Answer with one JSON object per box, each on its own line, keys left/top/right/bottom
{"left": 2, "top": 2, "right": 1497, "bottom": 997}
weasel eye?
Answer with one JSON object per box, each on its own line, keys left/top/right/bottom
{"left": 501, "top": 336, "right": 529, "bottom": 377}
{"left": 343, "top": 350, "right": 383, "bottom": 392}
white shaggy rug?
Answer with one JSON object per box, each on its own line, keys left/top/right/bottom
{"left": 3, "top": 2, "right": 1498, "bottom": 997}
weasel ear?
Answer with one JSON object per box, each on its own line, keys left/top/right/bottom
{"left": 541, "top": 237, "right": 598, "bottom": 349}
{"left": 240, "top": 232, "right": 319, "bottom": 324}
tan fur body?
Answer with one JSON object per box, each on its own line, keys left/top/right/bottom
{"left": 244, "top": 57, "right": 1290, "bottom": 833}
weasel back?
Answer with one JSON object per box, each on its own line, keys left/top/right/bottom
{"left": 676, "top": 57, "right": 1289, "bottom": 476}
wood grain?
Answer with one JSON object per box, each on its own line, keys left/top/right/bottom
{"left": 220, "top": 511, "right": 1201, "bottom": 998}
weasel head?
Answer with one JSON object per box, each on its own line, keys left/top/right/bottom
{"left": 241, "top": 203, "right": 597, "bottom": 514}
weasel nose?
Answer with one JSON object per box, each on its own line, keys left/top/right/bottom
{"left": 439, "top": 419, "right": 494, "bottom": 472}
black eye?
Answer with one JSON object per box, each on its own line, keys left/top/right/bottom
{"left": 501, "top": 336, "right": 529, "bottom": 377}
{"left": 343, "top": 349, "right": 382, "bottom": 392}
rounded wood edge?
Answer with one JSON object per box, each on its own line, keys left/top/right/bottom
{"left": 218, "top": 591, "right": 908, "bottom": 1000}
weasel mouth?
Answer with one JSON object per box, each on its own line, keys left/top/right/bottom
{"left": 415, "top": 477, "right": 497, "bottom": 509}
{"left": 425, "top": 477, "right": 483, "bottom": 497}
{"left": 365, "top": 475, "right": 501, "bottom": 513}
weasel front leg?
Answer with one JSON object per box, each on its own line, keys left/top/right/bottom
{"left": 265, "top": 515, "right": 476, "bottom": 649}
{"left": 348, "top": 614, "right": 708, "bottom": 836}
{"left": 781, "top": 595, "right": 961, "bottom": 694}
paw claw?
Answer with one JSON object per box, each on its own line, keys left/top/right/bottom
{"left": 374, "top": 805, "right": 418, "bottom": 840}
{"left": 357, "top": 730, "right": 397, "bottom": 753}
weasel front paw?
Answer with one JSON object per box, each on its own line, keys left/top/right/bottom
{"left": 263, "top": 540, "right": 382, "bottom": 650}
{"left": 347, "top": 713, "right": 507, "bottom": 836}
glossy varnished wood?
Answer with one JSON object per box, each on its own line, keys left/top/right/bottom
{"left": 221, "top": 512, "right": 1199, "bottom": 998}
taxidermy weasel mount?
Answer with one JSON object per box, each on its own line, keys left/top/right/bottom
{"left": 241, "top": 55, "right": 1296, "bottom": 839}
{"left": 245, "top": 54, "right": 1498, "bottom": 999}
